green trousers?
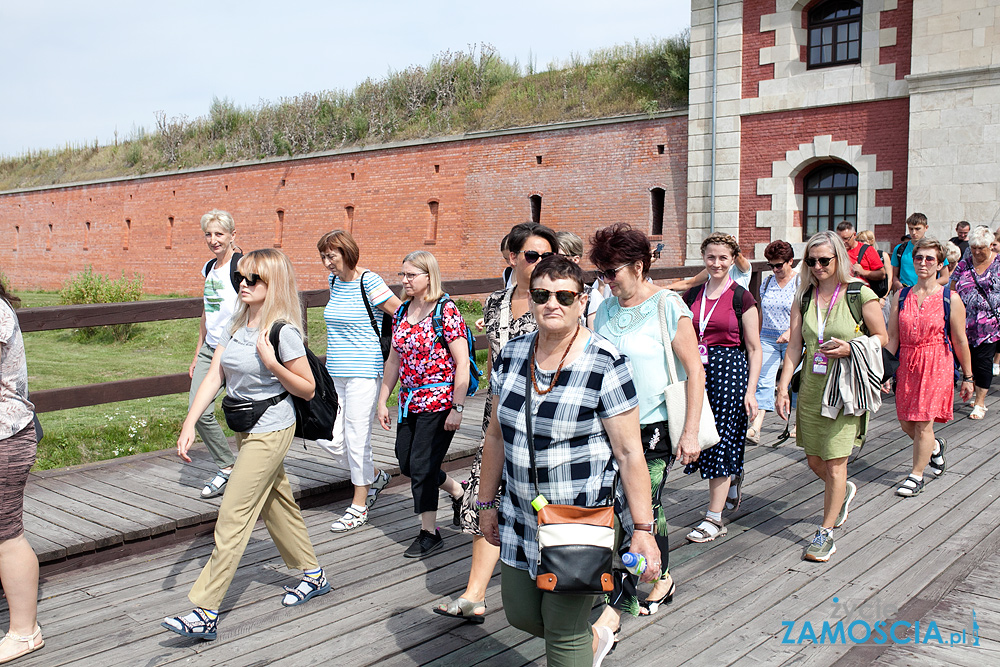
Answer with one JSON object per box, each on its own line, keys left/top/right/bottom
{"left": 500, "top": 563, "right": 595, "bottom": 667}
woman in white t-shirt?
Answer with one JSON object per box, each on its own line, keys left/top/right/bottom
{"left": 315, "top": 230, "right": 402, "bottom": 533}
{"left": 189, "top": 210, "right": 241, "bottom": 500}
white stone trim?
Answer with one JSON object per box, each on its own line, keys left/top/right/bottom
{"left": 755, "top": 135, "right": 894, "bottom": 244}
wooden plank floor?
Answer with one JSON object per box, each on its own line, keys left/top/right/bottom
{"left": 23, "top": 394, "right": 489, "bottom": 565}
{"left": 5, "top": 388, "right": 1000, "bottom": 666}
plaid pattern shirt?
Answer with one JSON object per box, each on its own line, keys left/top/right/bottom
{"left": 492, "top": 331, "right": 638, "bottom": 578}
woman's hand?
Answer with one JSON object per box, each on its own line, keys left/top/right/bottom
{"left": 188, "top": 356, "right": 198, "bottom": 379}
{"left": 960, "top": 379, "right": 975, "bottom": 403}
{"left": 377, "top": 403, "right": 392, "bottom": 430}
{"left": 444, "top": 408, "right": 463, "bottom": 431}
{"left": 177, "top": 422, "right": 196, "bottom": 462}
{"left": 474, "top": 317, "right": 486, "bottom": 332}
{"left": 777, "top": 329, "right": 790, "bottom": 344}
{"left": 821, "top": 337, "right": 851, "bottom": 359}
{"left": 480, "top": 508, "right": 501, "bottom": 547}
{"left": 630, "top": 531, "right": 662, "bottom": 584}
{"left": 256, "top": 331, "right": 279, "bottom": 369}
{"left": 744, "top": 391, "right": 758, "bottom": 420}
{"left": 775, "top": 387, "right": 791, "bottom": 421}
{"left": 676, "top": 431, "right": 700, "bottom": 466}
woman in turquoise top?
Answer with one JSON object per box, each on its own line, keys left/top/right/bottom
{"left": 590, "top": 224, "right": 705, "bottom": 639}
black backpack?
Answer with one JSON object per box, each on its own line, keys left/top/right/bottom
{"left": 856, "top": 244, "right": 890, "bottom": 298}
{"left": 269, "top": 322, "right": 339, "bottom": 441}
{"left": 683, "top": 282, "right": 748, "bottom": 350}
{"left": 204, "top": 252, "right": 244, "bottom": 291}
{"left": 355, "top": 272, "right": 393, "bottom": 362}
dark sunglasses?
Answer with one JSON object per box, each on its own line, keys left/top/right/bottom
{"left": 766, "top": 262, "right": 786, "bottom": 270}
{"left": 520, "top": 250, "right": 554, "bottom": 263}
{"left": 804, "top": 256, "right": 835, "bottom": 267}
{"left": 235, "top": 272, "right": 264, "bottom": 286}
{"left": 597, "top": 263, "right": 633, "bottom": 282}
{"left": 529, "top": 289, "right": 583, "bottom": 306}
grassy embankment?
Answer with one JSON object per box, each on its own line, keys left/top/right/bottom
{"left": 23, "top": 292, "right": 484, "bottom": 470}
{"left": 0, "top": 35, "right": 689, "bottom": 190}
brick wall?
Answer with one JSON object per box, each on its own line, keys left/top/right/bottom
{"left": 740, "top": 98, "right": 910, "bottom": 252}
{"left": 0, "top": 115, "right": 688, "bottom": 295}
{"left": 743, "top": 0, "right": 777, "bottom": 99}
{"left": 879, "top": 0, "right": 912, "bottom": 79}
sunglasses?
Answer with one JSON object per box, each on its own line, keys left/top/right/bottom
{"left": 529, "top": 289, "right": 583, "bottom": 306}
{"left": 767, "top": 262, "right": 786, "bottom": 271}
{"left": 235, "top": 272, "right": 264, "bottom": 286}
{"left": 597, "top": 263, "right": 633, "bottom": 282}
{"left": 913, "top": 255, "right": 939, "bottom": 264}
{"left": 519, "top": 250, "right": 554, "bottom": 264}
{"left": 804, "top": 256, "right": 835, "bottom": 267}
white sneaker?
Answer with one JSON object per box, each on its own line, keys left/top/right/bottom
{"left": 593, "top": 625, "right": 615, "bottom": 667}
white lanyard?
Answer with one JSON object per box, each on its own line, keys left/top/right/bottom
{"left": 698, "top": 278, "right": 733, "bottom": 341}
{"left": 816, "top": 283, "right": 842, "bottom": 344}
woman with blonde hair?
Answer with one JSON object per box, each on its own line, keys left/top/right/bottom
{"left": 190, "top": 210, "right": 241, "bottom": 499}
{"left": 776, "top": 231, "right": 888, "bottom": 562}
{"left": 164, "top": 249, "right": 329, "bottom": 640}
{"left": 378, "top": 250, "right": 471, "bottom": 559}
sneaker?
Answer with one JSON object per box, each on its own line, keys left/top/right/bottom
{"left": 835, "top": 481, "right": 857, "bottom": 528}
{"left": 200, "top": 470, "right": 230, "bottom": 499}
{"left": 452, "top": 481, "right": 468, "bottom": 528}
{"left": 366, "top": 469, "right": 391, "bottom": 509}
{"left": 330, "top": 506, "right": 368, "bottom": 533}
{"left": 404, "top": 528, "right": 444, "bottom": 559}
{"left": 803, "top": 529, "right": 836, "bottom": 562}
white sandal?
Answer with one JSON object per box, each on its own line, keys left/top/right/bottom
{"left": 330, "top": 506, "right": 368, "bottom": 533}
{"left": 686, "top": 517, "right": 727, "bottom": 543}
{"left": 970, "top": 405, "right": 988, "bottom": 420}
{"left": 0, "top": 625, "right": 44, "bottom": 664}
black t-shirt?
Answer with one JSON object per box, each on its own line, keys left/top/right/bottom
{"left": 950, "top": 236, "right": 970, "bottom": 258}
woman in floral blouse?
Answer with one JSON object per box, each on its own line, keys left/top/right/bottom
{"left": 950, "top": 225, "right": 1000, "bottom": 419}
{"left": 377, "top": 250, "right": 471, "bottom": 559}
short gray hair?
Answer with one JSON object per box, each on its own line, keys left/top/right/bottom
{"left": 200, "top": 209, "right": 235, "bottom": 234}
{"left": 969, "top": 225, "right": 994, "bottom": 248}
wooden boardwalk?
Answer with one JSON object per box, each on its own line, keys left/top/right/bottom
{"left": 5, "top": 390, "right": 1000, "bottom": 666}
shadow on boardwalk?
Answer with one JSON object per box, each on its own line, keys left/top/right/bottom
{"left": 5, "top": 391, "right": 1000, "bottom": 666}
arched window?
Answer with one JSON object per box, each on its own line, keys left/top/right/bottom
{"left": 807, "top": 0, "right": 861, "bottom": 69}
{"left": 804, "top": 164, "right": 858, "bottom": 237}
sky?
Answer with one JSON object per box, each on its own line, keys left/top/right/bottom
{"left": 0, "top": 0, "right": 691, "bottom": 158}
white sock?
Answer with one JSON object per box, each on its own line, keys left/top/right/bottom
{"left": 706, "top": 510, "right": 722, "bottom": 523}
{"left": 350, "top": 503, "right": 367, "bottom": 513}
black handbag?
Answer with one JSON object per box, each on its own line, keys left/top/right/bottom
{"left": 523, "top": 355, "right": 614, "bottom": 595}
{"left": 221, "top": 392, "right": 288, "bottom": 433}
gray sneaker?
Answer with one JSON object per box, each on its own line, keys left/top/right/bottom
{"left": 835, "top": 481, "right": 857, "bottom": 528}
{"left": 804, "top": 529, "right": 836, "bottom": 562}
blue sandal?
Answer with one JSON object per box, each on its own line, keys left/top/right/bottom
{"left": 161, "top": 609, "right": 217, "bottom": 640}
{"left": 281, "top": 574, "right": 331, "bottom": 607}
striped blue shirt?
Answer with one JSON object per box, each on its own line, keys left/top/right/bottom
{"left": 323, "top": 272, "right": 393, "bottom": 378}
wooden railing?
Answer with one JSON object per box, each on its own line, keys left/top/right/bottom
{"left": 24, "top": 264, "right": 765, "bottom": 413}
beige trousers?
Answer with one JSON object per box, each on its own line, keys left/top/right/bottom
{"left": 188, "top": 424, "right": 319, "bottom": 610}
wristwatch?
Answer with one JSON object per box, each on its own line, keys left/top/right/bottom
{"left": 633, "top": 523, "right": 655, "bottom": 534}
{"left": 453, "top": 404, "right": 464, "bottom": 413}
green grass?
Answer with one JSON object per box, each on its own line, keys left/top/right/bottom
{"left": 24, "top": 293, "right": 484, "bottom": 470}
{"left": 0, "top": 34, "right": 689, "bottom": 190}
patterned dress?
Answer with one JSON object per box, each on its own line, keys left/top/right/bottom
{"left": 895, "top": 288, "right": 954, "bottom": 423}
{"left": 459, "top": 288, "right": 537, "bottom": 535}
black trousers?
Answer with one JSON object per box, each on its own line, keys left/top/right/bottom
{"left": 395, "top": 410, "right": 456, "bottom": 514}
{"left": 970, "top": 341, "right": 997, "bottom": 390}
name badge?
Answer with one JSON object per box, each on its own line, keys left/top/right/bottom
{"left": 812, "top": 351, "right": 828, "bottom": 375}
{"left": 698, "top": 343, "right": 709, "bottom": 365}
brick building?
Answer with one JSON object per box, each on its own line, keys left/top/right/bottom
{"left": 2, "top": 0, "right": 999, "bottom": 291}
{"left": 688, "top": 0, "right": 1000, "bottom": 259}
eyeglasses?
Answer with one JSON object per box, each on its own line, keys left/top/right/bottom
{"left": 235, "top": 272, "right": 263, "bottom": 286}
{"left": 804, "top": 256, "right": 836, "bottom": 267}
{"left": 397, "top": 271, "right": 428, "bottom": 281}
{"left": 319, "top": 252, "right": 339, "bottom": 262}
{"left": 519, "top": 250, "right": 554, "bottom": 264}
{"left": 529, "top": 289, "right": 583, "bottom": 306}
{"left": 767, "top": 262, "right": 786, "bottom": 271}
{"left": 913, "top": 255, "right": 939, "bottom": 264}
{"left": 597, "top": 263, "right": 634, "bottom": 282}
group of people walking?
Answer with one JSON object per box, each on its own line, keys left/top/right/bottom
{"left": 0, "top": 206, "right": 993, "bottom": 667}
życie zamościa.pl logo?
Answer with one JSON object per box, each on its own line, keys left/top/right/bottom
{"left": 780, "top": 596, "right": 981, "bottom": 646}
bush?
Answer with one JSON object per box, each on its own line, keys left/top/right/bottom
{"left": 59, "top": 266, "right": 144, "bottom": 342}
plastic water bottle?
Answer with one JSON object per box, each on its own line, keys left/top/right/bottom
{"left": 622, "top": 552, "right": 647, "bottom": 576}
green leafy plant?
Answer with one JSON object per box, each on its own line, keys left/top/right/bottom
{"left": 59, "top": 266, "right": 144, "bottom": 342}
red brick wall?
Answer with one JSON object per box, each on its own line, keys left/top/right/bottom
{"left": 743, "top": 0, "right": 777, "bottom": 99}
{"left": 0, "top": 116, "right": 688, "bottom": 295}
{"left": 879, "top": 0, "right": 912, "bottom": 79}
{"left": 740, "top": 98, "right": 910, "bottom": 253}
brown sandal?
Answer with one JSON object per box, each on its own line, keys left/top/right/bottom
{"left": 686, "top": 517, "right": 727, "bottom": 543}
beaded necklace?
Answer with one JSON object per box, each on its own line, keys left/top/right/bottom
{"left": 530, "top": 325, "right": 580, "bottom": 395}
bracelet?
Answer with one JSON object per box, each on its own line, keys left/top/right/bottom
{"left": 475, "top": 499, "right": 500, "bottom": 511}
{"left": 962, "top": 377, "right": 974, "bottom": 383}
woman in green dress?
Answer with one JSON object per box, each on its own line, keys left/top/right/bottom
{"left": 775, "top": 231, "right": 887, "bottom": 563}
